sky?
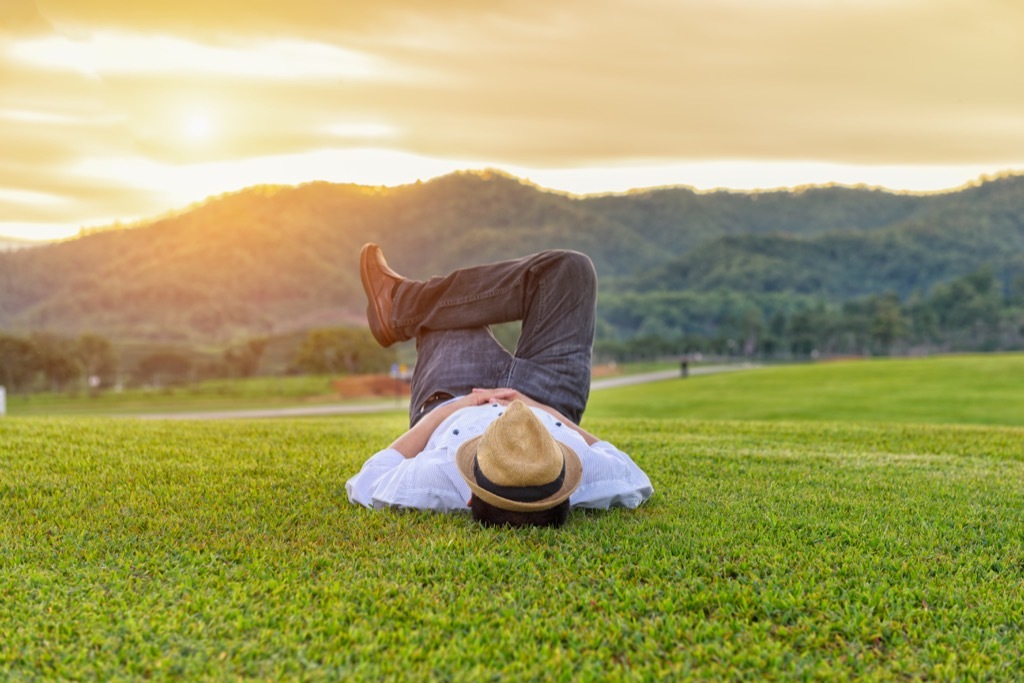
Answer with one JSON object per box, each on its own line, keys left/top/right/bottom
{"left": 2, "top": 0, "right": 1023, "bottom": 241}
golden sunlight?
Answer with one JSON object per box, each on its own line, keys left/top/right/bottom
{"left": 181, "top": 111, "right": 214, "bottom": 143}
{"left": 8, "top": 33, "right": 378, "bottom": 80}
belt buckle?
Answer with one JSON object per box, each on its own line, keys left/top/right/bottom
{"left": 418, "top": 391, "right": 454, "bottom": 414}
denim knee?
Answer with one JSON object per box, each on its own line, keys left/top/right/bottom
{"left": 551, "top": 250, "right": 596, "bottom": 291}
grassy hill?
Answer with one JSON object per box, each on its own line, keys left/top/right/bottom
{"left": 587, "top": 353, "right": 1024, "bottom": 426}
{"left": 2, "top": 355, "right": 1023, "bottom": 679}
{"left": 2, "top": 170, "right": 1023, "bottom": 347}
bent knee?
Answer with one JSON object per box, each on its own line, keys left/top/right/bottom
{"left": 555, "top": 250, "right": 597, "bottom": 286}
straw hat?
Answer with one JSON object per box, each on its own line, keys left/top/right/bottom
{"left": 456, "top": 400, "right": 582, "bottom": 512}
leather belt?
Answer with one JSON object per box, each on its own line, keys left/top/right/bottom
{"left": 417, "top": 391, "right": 455, "bottom": 415}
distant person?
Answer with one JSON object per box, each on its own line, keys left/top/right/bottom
{"left": 346, "top": 244, "right": 652, "bottom": 528}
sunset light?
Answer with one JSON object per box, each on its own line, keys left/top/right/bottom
{"left": 8, "top": 33, "right": 377, "bottom": 80}
{"left": 2, "top": 0, "right": 1023, "bottom": 241}
{"left": 4, "top": 6, "right": 1024, "bottom": 678}
{"left": 181, "top": 111, "right": 214, "bottom": 143}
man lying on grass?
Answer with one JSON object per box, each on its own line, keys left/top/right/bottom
{"left": 346, "top": 244, "right": 653, "bottom": 528}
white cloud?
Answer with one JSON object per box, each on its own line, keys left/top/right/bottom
{"left": 0, "top": 188, "right": 70, "bottom": 205}
{"left": 8, "top": 33, "right": 378, "bottom": 80}
{"left": 3, "top": 0, "right": 1024, "bottom": 240}
{"left": 324, "top": 123, "right": 399, "bottom": 140}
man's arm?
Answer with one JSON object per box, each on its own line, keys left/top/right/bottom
{"left": 476, "top": 389, "right": 652, "bottom": 509}
{"left": 389, "top": 390, "right": 506, "bottom": 458}
{"left": 476, "top": 388, "right": 600, "bottom": 445}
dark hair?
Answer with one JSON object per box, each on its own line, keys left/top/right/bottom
{"left": 469, "top": 496, "right": 570, "bottom": 528}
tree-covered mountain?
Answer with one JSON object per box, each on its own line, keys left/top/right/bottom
{"left": 636, "top": 175, "right": 1024, "bottom": 299}
{"left": 1, "top": 169, "right": 1023, "bottom": 348}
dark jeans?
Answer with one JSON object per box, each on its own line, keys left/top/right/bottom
{"left": 391, "top": 250, "right": 597, "bottom": 428}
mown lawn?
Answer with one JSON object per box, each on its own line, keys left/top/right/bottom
{"left": 2, "top": 356, "right": 1024, "bottom": 679}
{"left": 6, "top": 374, "right": 395, "bottom": 417}
{"left": 3, "top": 400, "right": 1024, "bottom": 679}
{"left": 588, "top": 353, "right": 1024, "bottom": 426}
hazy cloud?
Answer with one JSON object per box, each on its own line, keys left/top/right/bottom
{"left": 3, "top": 0, "right": 1024, "bottom": 237}
{"left": 0, "top": 0, "right": 52, "bottom": 35}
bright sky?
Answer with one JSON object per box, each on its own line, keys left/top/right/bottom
{"left": 2, "top": 0, "right": 1023, "bottom": 241}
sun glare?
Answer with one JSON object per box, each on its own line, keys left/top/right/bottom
{"left": 181, "top": 112, "right": 214, "bottom": 143}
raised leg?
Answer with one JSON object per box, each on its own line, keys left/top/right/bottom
{"left": 389, "top": 250, "right": 597, "bottom": 425}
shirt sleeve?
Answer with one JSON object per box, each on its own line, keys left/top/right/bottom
{"left": 345, "top": 447, "right": 404, "bottom": 508}
{"left": 570, "top": 441, "right": 654, "bottom": 510}
{"left": 345, "top": 446, "right": 471, "bottom": 513}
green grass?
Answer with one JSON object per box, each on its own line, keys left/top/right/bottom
{"left": 5, "top": 363, "right": 679, "bottom": 418}
{"left": 588, "top": 353, "right": 1024, "bottom": 427}
{"left": 3, "top": 355, "right": 1024, "bottom": 679}
{"left": 6, "top": 375, "right": 398, "bottom": 417}
{"left": 13, "top": 354, "right": 1023, "bottom": 426}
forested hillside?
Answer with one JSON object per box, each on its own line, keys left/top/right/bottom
{"left": 636, "top": 176, "right": 1024, "bottom": 298}
{"left": 1, "top": 170, "right": 1023, "bottom": 359}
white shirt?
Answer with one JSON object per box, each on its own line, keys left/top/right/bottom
{"left": 346, "top": 402, "right": 653, "bottom": 513}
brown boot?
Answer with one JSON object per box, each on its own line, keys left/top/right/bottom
{"left": 359, "top": 243, "right": 404, "bottom": 347}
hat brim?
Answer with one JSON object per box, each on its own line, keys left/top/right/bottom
{"left": 456, "top": 435, "right": 583, "bottom": 513}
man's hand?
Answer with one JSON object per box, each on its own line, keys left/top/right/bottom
{"left": 389, "top": 391, "right": 495, "bottom": 458}
{"left": 470, "top": 387, "right": 537, "bottom": 407}
{"left": 389, "top": 387, "right": 600, "bottom": 458}
{"left": 472, "top": 387, "right": 599, "bottom": 445}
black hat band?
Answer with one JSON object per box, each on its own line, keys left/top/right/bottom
{"left": 473, "top": 455, "right": 566, "bottom": 503}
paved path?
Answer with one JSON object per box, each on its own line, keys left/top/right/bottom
{"left": 590, "top": 362, "right": 759, "bottom": 390}
{"left": 136, "top": 363, "right": 760, "bottom": 420}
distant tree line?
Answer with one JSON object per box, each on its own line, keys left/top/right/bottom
{"left": 0, "top": 327, "right": 393, "bottom": 395}
{"left": 596, "top": 266, "right": 1024, "bottom": 361}
{"left": 0, "top": 332, "right": 118, "bottom": 394}
{"left": 4, "top": 265, "right": 1022, "bottom": 395}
